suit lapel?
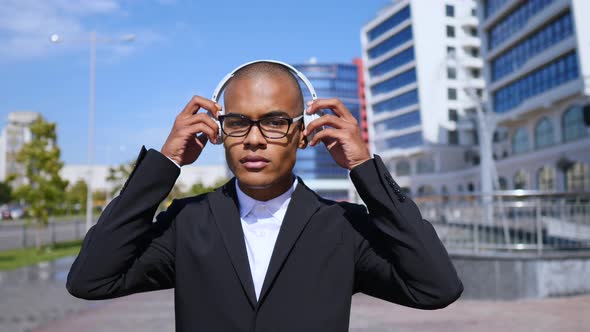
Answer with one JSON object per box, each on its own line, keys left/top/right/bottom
{"left": 208, "top": 178, "right": 257, "bottom": 308}
{"left": 257, "top": 178, "right": 321, "bottom": 305}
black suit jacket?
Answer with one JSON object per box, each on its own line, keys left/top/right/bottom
{"left": 67, "top": 147, "right": 462, "bottom": 331}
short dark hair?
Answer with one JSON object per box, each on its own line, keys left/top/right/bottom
{"left": 228, "top": 61, "right": 304, "bottom": 111}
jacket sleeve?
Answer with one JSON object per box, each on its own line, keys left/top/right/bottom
{"left": 66, "top": 146, "right": 182, "bottom": 300}
{"left": 349, "top": 155, "right": 463, "bottom": 309}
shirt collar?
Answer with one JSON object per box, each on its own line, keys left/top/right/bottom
{"left": 235, "top": 176, "right": 298, "bottom": 219}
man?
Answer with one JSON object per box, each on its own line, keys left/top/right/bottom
{"left": 67, "top": 61, "right": 463, "bottom": 331}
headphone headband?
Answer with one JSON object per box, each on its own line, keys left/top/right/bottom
{"left": 211, "top": 59, "right": 318, "bottom": 102}
{"left": 209, "top": 59, "right": 323, "bottom": 145}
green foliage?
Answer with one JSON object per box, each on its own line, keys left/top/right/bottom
{"left": 106, "top": 161, "right": 134, "bottom": 197}
{"left": 65, "top": 179, "right": 87, "bottom": 214}
{"left": 0, "top": 181, "right": 12, "bottom": 204}
{"left": 11, "top": 116, "right": 68, "bottom": 226}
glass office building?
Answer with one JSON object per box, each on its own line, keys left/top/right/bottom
{"left": 293, "top": 62, "right": 361, "bottom": 201}
{"left": 479, "top": 0, "right": 590, "bottom": 191}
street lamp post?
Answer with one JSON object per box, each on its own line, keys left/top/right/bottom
{"left": 50, "top": 32, "right": 135, "bottom": 232}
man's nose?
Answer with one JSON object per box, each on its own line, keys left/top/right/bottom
{"left": 243, "top": 124, "right": 267, "bottom": 148}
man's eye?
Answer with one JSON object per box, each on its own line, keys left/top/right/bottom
{"left": 263, "top": 118, "right": 287, "bottom": 127}
{"left": 227, "top": 118, "right": 249, "bottom": 127}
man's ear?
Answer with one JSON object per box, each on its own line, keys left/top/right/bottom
{"left": 298, "top": 123, "right": 308, "bottom": 149}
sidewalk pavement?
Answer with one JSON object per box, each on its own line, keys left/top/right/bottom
{"left": 31, "top": 289, "right": 590, "bottom": 332}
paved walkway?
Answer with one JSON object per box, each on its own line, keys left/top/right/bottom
{"left": 29, "top": 290, "right": 590, "bottom": 332}
{"left": 2, "top": 257, "right": 589, "bottom": 331}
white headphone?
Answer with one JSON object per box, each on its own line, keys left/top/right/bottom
{"left": 210, "top": 59, "right": 323, "bottom": 145}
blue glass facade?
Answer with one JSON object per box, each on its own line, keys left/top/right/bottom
{"left": 370, "top": 68, "right": 416, "bottom": 96}
{"left": 293, "top": 63, "right": 360, "bottom": 185}
{"left": 368, "top": 47, "right": 415, "bottom": 78}
{"left": 484, "top": 0, "right": 509, "bottom": 18}
{"left": 488, "top": 0, "right": 555, "bottom": 50}
{"left": 368, "top": 26, "right": 413, "bottom": 59}
{"left": 491, "top": 12, "right": 574, "bottom": 82}
{"left": 367, "top": 6, "right": 411, "bottom": 42}
{"left": 375, "top": 131, "right": 423, "bottom": 150}
{"left": 493, "top": 51, "right": 579, "bottom": 113}
{"left": 373, "top": 89, "right": 419, "bottom": 115}
{"left": 374, "top": 110, "right": 421, "bottom": 133}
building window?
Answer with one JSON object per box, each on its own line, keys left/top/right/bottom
{"left": 491, "top": 12, "right": 574, "bottom": 82}
{"left": 368, "top": 26, "right": 413, "bottom": 59}
{"left": 446, "top": 4, "right": 455, "bottom": 17}
{"left": 417, "top": 185, "right": 436, "bottom": 196}
{"left": 511, "top": 127, "right": 529, "bottom": 154}
{"left": 537, "top": 166, "right": 555, "bottom": 191}
{"left": 448, "top": 88, "right": 457, "bottom": 100}
{"left": 369, "top": 47, "right": 415, "bottom": 77}
{"left": 448, "top": 109, "right": 458, "bottom": 122}
{"left": 471, "top": 68, "right": 481, "bottom": 78}
{"left": 446, "top": 26, "right": 455, "bottom": 38}
{"left": 447, "top": 67, "right": 457, "bottom": 79}
{"left": 472, "top": 8, "right": 477, "bottom": 16}
{"left": 469, "top": 27, "right": 478, "bottom": 37}
{"left": 376, "top": 131, "right": 423, "bottom": 150}
{"left": 484, "top": 0, "right": 508, "bottom": 18}
{"left": 566, "top": 162, "right": 590, "bottom": 191}
{"left": 562, "top": 105, "right": 587, "bottom": 142}
{"left": 493, "top": 51, "right": 579, "bottom": 113}
{"left": 374, "top": 110, "right": 421, "bottom": 133}
{"left": 367, "top": 6, "right": 411, "bottom": 42}
{"left": 395, "top": 160, "right": 411, "bottom": 176}
{"left": 448, "top": 130, "right": 459, "bottom": 144}
{"left": 488, "top": 0, "right": 556, "bottom": 50}
{"left": 498, "top": 177, "right": 508, "bottom": 190}
{"left": 513, "top": 170, "right": 529, "bottom": 190}
{"left": 373, "top": 89, "right": 419, "bottom": 114}
{"left": 470, "top": 48, "right": 479, "bottom": 57}
{"left": 447, "top": 46, "right": 456, "bottom": 57}
{"left": 416, "top": 157, "right": 435, "bottom": 174}
{"left": 370, "top": 68, "right": 417, "bottom": 96}
{"left": 534, "top": 117, "right": 554, "bottom": 149}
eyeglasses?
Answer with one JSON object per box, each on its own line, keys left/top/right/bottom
{"left": 218, "top": 114, "right": 303, "bottom": 139}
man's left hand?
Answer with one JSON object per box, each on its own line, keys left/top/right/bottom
{"left": 304, "top": 98, "right": 371, "bottom": 170}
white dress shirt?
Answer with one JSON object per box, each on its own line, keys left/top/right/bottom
{"left": 235, "top": 178, "right": 298, "bottom": 300}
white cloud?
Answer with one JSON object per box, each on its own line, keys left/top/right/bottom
{"left": 0, "top": 0, "right": 160, "bottom": 61}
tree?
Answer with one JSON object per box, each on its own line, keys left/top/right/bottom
{"left": 11, "top": 116, "right": 68, "bottom": 250}
{"left": 0, "top": 181, "right": 12, "bottom": 204}
{"left": 65, "top": 179, "right": 87, "bottom": 214}
{"left": 106, "top": 161, "right": 134, "bottom": 197}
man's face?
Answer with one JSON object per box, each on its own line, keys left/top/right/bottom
{"left": 223, "top": 74, "right": 306, "bottom": 194}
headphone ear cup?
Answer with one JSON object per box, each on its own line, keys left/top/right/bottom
{"left": 303, "top": 108, "right": 323, "bottom": 143}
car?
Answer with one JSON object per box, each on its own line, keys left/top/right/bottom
{"left": 9, "top": 207, "right": 24, "bottom": 219}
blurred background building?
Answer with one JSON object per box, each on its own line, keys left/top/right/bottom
{"left": 0, "top": 111, "right": 40, "bottom": 188}
{"left": 479, "top": 0, "right": 590, "bottom": 192}
{"left": 361, "top": 0, "right": 486, "bottom": 196}
{"left": 294, "top": 60, "right": 364, "bottom": 201}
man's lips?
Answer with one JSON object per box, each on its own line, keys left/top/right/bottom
{"left": 240, "top": 156, "right": 270, "bottom": 169}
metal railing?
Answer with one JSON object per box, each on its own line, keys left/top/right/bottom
{"left": 416, "top": 191, "right": 590, "bottom": 254}
{"left": 0, "top": 219, "right": 86, "bottom": 251}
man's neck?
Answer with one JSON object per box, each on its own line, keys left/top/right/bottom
{"left": 237, "top": 174, "right": 295, "bottom": 201}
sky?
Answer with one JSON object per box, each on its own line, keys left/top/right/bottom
{"left": 0, "top": 0, "right": 390, "bottom": 166}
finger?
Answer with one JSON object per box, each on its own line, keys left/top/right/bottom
{"left": 183, "top": 122, "right": 218, "bottom": 142}
{"left": 309, "top": 128, "right": 344, "bottom": 147}
{"left": 180, "top": 95, "right": 222, "bottom": 119}
{"left": 306, "top": 98, "right": 356, "bottom": 123}
{"left": 182, "top": 112, "right": 220, "bottom": 134}
{"left": 304, "top": 114, "right": 349, "bottom": 136}
{"left": 196, "top": 133, "right": 209, "bottom": 148}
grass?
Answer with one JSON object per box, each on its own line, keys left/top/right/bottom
{"left": 0, "top": 240, "right": 82, "bottom": 271}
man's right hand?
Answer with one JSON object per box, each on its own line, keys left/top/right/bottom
{"left": 160, "top": 96, "right": 222, "bottom": 167}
